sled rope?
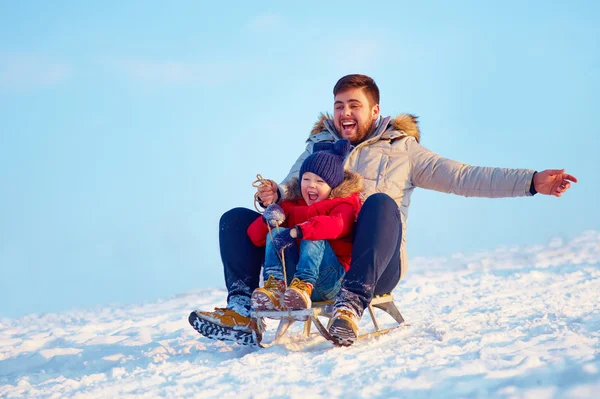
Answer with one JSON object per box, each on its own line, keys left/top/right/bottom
{"left": 252, "top": 174, "right": 287, "bottom": 287}
{"left": 252, "top": 174, "right": 269, "bottom": 213}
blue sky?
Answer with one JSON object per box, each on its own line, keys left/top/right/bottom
{"left": 1, "top": 1, "right": 598, "bottom": 317}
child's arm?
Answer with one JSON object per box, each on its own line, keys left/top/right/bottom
{"left": 247, "top": 214, "right": 270, "bottom": 246}
{"left": 285, "top": 196, "right": 350, "bottom": 225}
{"left": 297, "top": 202, "right": 356, "bottom": 241}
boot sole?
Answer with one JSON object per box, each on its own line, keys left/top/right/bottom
{"left": 328, "top": 318, "right": 358, "bottom": 347}
{"left": 188, "top": 311, "right": 255, "bottom": 346}
{"left": 283, "top": 289, "right": 311, "bottom": 311}
{"left": 250, "top": 291, "right": 282, "bottom": 311}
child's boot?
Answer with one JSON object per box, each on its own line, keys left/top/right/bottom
{"left": 283, "top": 278, "right": 314, "bottom": 310}
{"left": 251, "top": 275, "right": 286, "bottom": 311}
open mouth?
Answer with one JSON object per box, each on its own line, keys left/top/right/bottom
{"left": 341, "top": 120, "right": 357, "bottom": 136}
{"left": 307, "top": 192, "right": 319, "bottom": 202}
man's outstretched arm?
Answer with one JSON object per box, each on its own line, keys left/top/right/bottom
{"left": 408, "top": 139, "right": 578, "bottom": 198}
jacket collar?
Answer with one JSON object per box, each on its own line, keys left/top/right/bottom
{"left": 315, "top": 114, "right": 420, "bottom": 144}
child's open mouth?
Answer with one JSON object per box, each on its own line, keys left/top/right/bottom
{"left": 308, "top": 193, "right": 319, "bottom": 202}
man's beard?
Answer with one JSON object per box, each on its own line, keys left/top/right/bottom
{"left": 349, "top": 120, "right": 376, "bottom": 144}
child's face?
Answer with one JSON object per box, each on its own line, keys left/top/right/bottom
{"left": 301, "top": 172, "right": 333, "bottom": 205}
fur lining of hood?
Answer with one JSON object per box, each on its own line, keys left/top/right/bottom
{"left": 310, "top": 113, "right": 420, "bottom": 143}
{"left": 391, "top": 114, "right": 420, "bottom": 143}
{"left": 283, "top": 170, "right": 363, "bottom": 202}
{"left": 310, "top": 113, "right": 332, "bottom": 135}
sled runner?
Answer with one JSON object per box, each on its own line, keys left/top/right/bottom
{"left": 189, "top": 294, "right": 406, "bottom": 347}
{"left": 251, "top": 293, "right": 406, "bottom": 347}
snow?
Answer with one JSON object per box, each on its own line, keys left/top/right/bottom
{"left": 1, "top": 231, "right": 599, "bottom": 398}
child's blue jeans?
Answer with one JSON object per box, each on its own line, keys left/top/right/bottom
{"left": 263, "top": 228, "right": 345, "bottom": 302}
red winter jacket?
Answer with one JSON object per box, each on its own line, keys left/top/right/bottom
{"left": 247, "top": 172, "right": 363, "bottom": 271}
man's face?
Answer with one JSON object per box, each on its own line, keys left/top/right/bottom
{"left": 333, "top": 88, "right": 380, "bottom": 144}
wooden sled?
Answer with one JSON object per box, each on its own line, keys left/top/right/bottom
{"left": 251, "top": 293, "right": 406, "bottom": 347}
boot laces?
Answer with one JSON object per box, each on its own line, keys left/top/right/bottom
{"left": 264, "top": 275, "right": 283, "bottom": 290}
{"left": 289, "top": 278, "right": 312, "bottom": 292}
{"left": 335, "top": 308, "right": 358, "bottom": 325}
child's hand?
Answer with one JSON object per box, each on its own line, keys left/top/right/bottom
{"left": 272, "top": 230, "right": 296, "bottom": 252}
{"left": 263, "top": 204, "right": 286, "bottom": 227}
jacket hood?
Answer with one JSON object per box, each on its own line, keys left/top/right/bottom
{"left": 310, "top": 113, "right": 420, "bottom": 143}
{"left": 283, "top": 170, "right": 363, "bottom": 201}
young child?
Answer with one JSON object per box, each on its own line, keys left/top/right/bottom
{"left": 246, "top": 139, "right": 362, "bottom": 311}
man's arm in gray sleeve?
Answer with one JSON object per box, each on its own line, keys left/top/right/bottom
{"left": 407, "top": 138, "right": 536, "bottom": 198}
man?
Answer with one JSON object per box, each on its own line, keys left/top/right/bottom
{"left": 191, "top": 74, "right": 577, "bottom": 346}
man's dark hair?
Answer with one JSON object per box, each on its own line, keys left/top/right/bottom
{"left": 333, "top": 74, "right": 380, "bottom": 107}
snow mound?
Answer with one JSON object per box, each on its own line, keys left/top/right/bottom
{"left": 1, "top": 231, "right": 599, "bottom": 398}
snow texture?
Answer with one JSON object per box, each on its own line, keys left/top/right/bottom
{"left": 1, "top": 231, "right": 599, "bottom": 398}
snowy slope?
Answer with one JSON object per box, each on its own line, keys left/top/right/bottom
{"left": 1, "top": 231, "right": 599, "bottom": 399}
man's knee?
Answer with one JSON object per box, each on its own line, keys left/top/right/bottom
{"left": 220, "top": 207, "right": 257, "bottom": 227}
{"left": 362, "top": 193, "right": 397, "bottom": 212}
{"left": 359, "top": 193, "right": 400, "bottom": 226}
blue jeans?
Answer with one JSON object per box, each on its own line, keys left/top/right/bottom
{"left": 263, "top": 228, "right": 345, "bottom": 302}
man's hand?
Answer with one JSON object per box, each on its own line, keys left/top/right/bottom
{"left": 534, "top": 169, "right": 578, "bottom": 197}
{"left": 257, "top": 179, "right": 279, "bottom": 206}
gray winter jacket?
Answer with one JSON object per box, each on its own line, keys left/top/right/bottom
{"left": 280, "top": 114, "right": 536, "bottom": 280}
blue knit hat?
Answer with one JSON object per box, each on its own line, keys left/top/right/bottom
{"left": 299, "top": 139, "right": 352, "bottom": 189}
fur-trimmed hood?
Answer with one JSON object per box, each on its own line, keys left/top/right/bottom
{"left": 283, "top": 170, "right": 363, "bottom": 202}
{"left": 310, "top": 113, "right": 420, "bottom": 143}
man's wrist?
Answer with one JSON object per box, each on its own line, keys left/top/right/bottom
{"left": 529, "top": 172, "right": 538, "bottom": 196}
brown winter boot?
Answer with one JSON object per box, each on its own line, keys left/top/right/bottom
{"left": 283, "top": 278, "right": 314, "bottom": 310}
{"left": 251, "top": 275, "right": 287, "bottom": 311}
{"left": 327, "top": 307, "right": 359, "bottom": 346}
